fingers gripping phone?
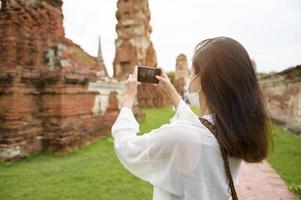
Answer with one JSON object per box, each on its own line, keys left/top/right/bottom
{"left": 137, "top": 66, "right": 161, "bottom": 84}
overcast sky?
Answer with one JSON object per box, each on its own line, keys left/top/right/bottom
{"left": 62, "top": 0, "right": 301, "bottom": 77}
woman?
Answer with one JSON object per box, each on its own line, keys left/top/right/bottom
{"left": 111, "top": 36, "right": 273, "bottom": 200}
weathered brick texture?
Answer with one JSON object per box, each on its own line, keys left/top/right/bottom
{"left": 0, "top": 0, "right": 118, "bottom": 160}
{"left": 259, "top": 65, "right": 301, "bottom": 134}
{"left": 113, "top": 0, "right": 172, "bottom": 108}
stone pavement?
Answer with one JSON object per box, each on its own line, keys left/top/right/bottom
{"left": 236, "top": 160, "right": 298, "bottom": 200}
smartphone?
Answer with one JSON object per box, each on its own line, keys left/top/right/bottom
{"left": 137, "top": 66, "right": 161, "bottom": 84}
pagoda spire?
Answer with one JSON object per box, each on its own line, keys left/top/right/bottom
{"left": 97, "top": 35, "right": 108, "bottom": 76}
{"left": 97, "top": 36, "right": 104, "bottom": 65}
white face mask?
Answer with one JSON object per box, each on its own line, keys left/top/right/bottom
{"left": 184, "top": 73, "right": 202, "bottom": 108}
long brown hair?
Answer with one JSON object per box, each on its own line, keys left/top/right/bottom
{"left": 193, "top": 36, "right": 273, "bottom": 163}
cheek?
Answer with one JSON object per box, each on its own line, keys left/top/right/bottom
{"left": 192, "top": 78, "right": 201, "bottom": 91}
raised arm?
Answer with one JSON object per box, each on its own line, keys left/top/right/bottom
{"left": 111, "top": 106, "right": 187, "bottom": 197}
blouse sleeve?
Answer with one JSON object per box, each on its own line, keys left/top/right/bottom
{"left": 111, "top": 106, "right": 154, "bottom": 182}
{"left": 111, "top": 107, "right": 178, "bottom": 180}
{"left": 169, "top": 99, "right": 197, "bottom": 123}
{"left": 111, "top": 100, "right": 195, "bottom": 197}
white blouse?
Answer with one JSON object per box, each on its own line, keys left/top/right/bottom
{"left": 111, "top": 99, "right": 241, "bottom": 200}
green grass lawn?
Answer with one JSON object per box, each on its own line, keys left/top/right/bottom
{"left": 0, "top": 106, "right": 300, "bottom": 199}
{"left": 267, "top": 124, "right": 301, "bottom": 196}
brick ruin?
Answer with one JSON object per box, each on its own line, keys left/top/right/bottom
{"left": 0, "top": 0, "right": 118, "bottom": 160}
{"left": 173, "top": 53, "right": 191, "bottom": 97}
{"left": 113, "top": 0, "right": 157, "bottom": 80}
{"left": 113, "top": 0, "right": 172, "bottom": 107}
{"left": 4, "top": 0, "right": 299, "bottom": 162}
{"left": 259, "top": 65, "right": 301, "bottom": 134}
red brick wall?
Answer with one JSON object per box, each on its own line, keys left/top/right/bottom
{"left": 0, "top": 0, "right": 64, "bottom": 70}
{"left": 0, "top": 0, "right": 117, "bottom": 160}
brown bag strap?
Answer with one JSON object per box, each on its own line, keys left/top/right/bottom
{"left": 199, "top": 117, "right": 239, "bottom": 200}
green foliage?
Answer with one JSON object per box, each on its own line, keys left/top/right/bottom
{"left": 267, "top": 124, "right": 301, "bottom": 198}
{"left": 0, "top": 107, "right": 300, "bottom": 199}
{"left": 256, "top": 70, "right": 278, "bottom": 79}
{"left": 166, "top": 71, "right": 175, "bottom": 83}
{"left": 16, "top": 65, "right": 23, "bottom": 70}
{"left": 288, "top": 183, "right": 301, "bottom": 198}
{"left": 139, "top": 106, "right": 175, "bottom": 134}
{"left": 267, "top": 124, "right": 301, "bottom": 185}
{"left": 73, "top": 47, "right": 94, "bottom": 66}
{"left": 0, "top": 137, "right": 152, "bottom": 200}
{"left": 0, "top": 107, "right": 175, "bottom": 200}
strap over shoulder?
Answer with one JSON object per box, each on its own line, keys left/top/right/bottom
{"left": 199, "top": 117, "right": 218, "bottom": 137}
{"left": 198, "top": 117, "right": 239, "bottom": 200}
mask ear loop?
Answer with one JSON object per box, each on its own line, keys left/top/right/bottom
{"left": 197, "top": 88, "right": 203, "bottom": 93}
{"left": 187, "top": 73, "right": 202, "bottom": 93}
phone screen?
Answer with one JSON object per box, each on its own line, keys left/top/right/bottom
{"left": 137, "top": 66, "right": 161, "bottom": 84}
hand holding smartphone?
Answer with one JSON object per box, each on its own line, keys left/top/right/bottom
{"left": 137, "top": 65, "right": 161, "bottom": 84}
{"left": 136, "top": 65, "right": 181, "bottom": 107}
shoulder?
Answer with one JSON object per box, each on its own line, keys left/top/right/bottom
{"left": 169, "top": 99, "right": 202, "bottom": 125}
{"left": 147, "top": 122, "right": 217, "bottom": 148}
